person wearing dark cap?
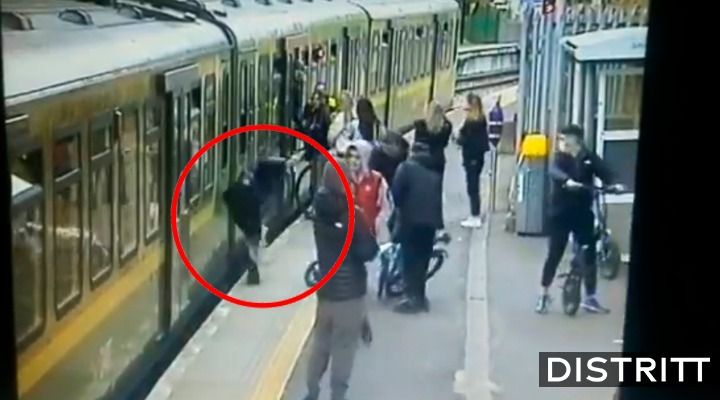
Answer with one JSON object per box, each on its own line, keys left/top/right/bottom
{"left": 389, "top": 141, "right": 444, "bottom": 314}
{"left": 304, "top": 161, "right": 379, "bottom": 400}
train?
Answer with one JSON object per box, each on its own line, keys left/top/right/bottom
{"left": 3, "top": 0, "right": 460, "bottom": 398}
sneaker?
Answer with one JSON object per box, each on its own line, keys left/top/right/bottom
{"left": 581, "top": 297, "right": 610, "bottom": 314}
{"left": 461, "top": 216, "right": 483, "bottom": 228}
{"left": 535, "top": 294, "right": 551, "bottom": 314}
{"left": 393, "top": 298, "right": 423, "bottom": 314}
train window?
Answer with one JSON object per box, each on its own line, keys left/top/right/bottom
{"left": 204, "top": 74, "right": 216, "bottom": 193}
{"left": 144, "top": 139, "right": 161, "bottom": 242}
{"left": 119, "top": 109, "right": 140, "bottom": 262}
{"left": 89, "top": 118, "right": 113, "bottom": 287}
{"left": 146, "top": 103, "right": 161, "bottom": 133}
{"left": 10, "top": 141, "right": 45, "bottom": 348}
{"left": 53, "top": 131, "right": 82, "bottom": 316}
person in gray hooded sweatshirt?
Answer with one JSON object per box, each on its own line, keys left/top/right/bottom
{"left": 304, "top": 161, "right": 378, "bottom": 400}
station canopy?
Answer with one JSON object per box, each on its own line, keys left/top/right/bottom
{"left": 562, "top": 27, "right": 647, "bottom": 62}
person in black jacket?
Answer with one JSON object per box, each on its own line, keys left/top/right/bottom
{"left": 535, "top": 125, "right": 624, "bottom": 315}
{"left": 222, "top": 172, "right": 263, "bottom": 285}
{"left": 457, "top": 93, "right": 490, "bottom": 229}
{"left": 413, "top": 100, "right": 452, "bottom": 178}
{"left": 368, "top": 131, "right": 409, "bottom": 188}
{"left": 390, "top": 142, "right": 444, "bottom": 314}
{"left": 304, "top": 161, "right": 379, "bottom": 400}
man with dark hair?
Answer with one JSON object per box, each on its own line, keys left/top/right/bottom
{"left": 535, "top": 125, "right": 624, "bottom": 314}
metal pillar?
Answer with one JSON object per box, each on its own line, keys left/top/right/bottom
{"left": 571, "top": 61, "right": 583, "bottom": 124}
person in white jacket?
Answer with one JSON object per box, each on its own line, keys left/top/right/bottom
{"left": 328, "top": 91, "right": 360, "bottom": 155}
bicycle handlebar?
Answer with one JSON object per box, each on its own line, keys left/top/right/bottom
{"left": 565, "top": 182, "right": 627, "bottom": 195}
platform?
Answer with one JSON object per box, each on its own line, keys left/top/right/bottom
{"left": 147, "top": 86, "right": 627, "bottom": 400}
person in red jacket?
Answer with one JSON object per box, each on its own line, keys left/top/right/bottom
{"left": 345, "top": 140, "right": 392, "bottom": 242}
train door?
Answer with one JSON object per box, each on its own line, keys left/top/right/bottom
{"left": 161, "top": 65, "right": 201, "bottom": 324}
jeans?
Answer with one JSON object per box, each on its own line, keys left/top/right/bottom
{"left": 464, "top": 160, "right": 484, "bottom": 217}
{"left": 306, "top": 298, "right": 366, "bottom": 400}
{"left": 541, "top": 211, "right": 597, "bottom": 296}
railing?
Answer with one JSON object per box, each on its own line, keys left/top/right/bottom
{"left": 455, "top": 43, "right": 521, "bottom": 93}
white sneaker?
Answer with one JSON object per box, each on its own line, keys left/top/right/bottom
{"left": 461, "top": 216, "right": 483, "bottom": 228}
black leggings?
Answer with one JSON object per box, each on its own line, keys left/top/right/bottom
{"left": 541, "top": 212, "right": 597, "bottom": 296}
{"left": 401, "top": 226, "right": 436, "bottom": 302}
{"left": 464, "top": 161, "right": 484, "bottom": 217}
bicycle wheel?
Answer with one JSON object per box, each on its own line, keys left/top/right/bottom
{"left": 385, "top": 269, "right": 405, "bottom": 298}
{"left": 426, "top": 249, "right": 447, "bottom": 280}
{"left": 598, "top": 239, "right": 622, "bottom": 280}
{"left": 304, "top": 261, "right": 320, "bottom": 287}
{"left": 561, "top": 260, "right": 582, "bottom": 316}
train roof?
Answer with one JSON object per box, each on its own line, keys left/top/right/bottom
{"left": 350, "top": 0, "right": 459, "bottom": 20}
{"left": 2, "top": 0, "right": 229, "bottom": 105}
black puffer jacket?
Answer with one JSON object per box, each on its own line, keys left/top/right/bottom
{"left": 391, "top": 144, "right": 444, "bottom": 236}
{"left": 312, "top": 187, "right": 379, "bottom": 301}
{"left": 369, "top": 134, "right": 409, "bottom": 187}
{"left": 548, "top": 149, "right": 615, "bottom": 218}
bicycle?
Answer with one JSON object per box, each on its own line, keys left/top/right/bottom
{"left": 304, "top": 231, "right": 452, "bottom": 295}
{"left": 558, "top": 184, "right": 624, "bottom": 316}
{"left": 377, "top": 231, "right": 451, "bottom": 299}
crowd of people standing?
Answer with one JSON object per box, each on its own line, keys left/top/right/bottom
{"left": 300, "top": 86, "right": 493, "bottom": 400}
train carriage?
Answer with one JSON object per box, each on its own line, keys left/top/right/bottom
{"left": 4, "top": 1, "right": 232, "bottom": 398}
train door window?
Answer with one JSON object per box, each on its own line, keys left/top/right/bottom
{"left": 203, "top": 74, "right": 216, "bottom": 194}
{"left": 445, "top": 21, "right": 452, "bottom": 68}
{"left": 221, "top": 66, "right": 230, "bottom": 170}
{"left": 89, "top": 115, "right": 113, "bottom": 287}
{"left": 145, "top": 103, "right": 161, "bottom": 243}
{"left": 258, "top": 54, "right": 271, "bottom": 157}
{"left": 379, "top": 31, "right": 388, "bottom": 91}
{"left": 400, "top": 30, "right": 408, "bottom": 84}
{"left": 119, "top": 108, "right": 140, "bottom": 263}
{"left": 52, "top": 129, "right": 82, "bottom": 316}
{"left": 188, "top": 88, "right": 202, "bottom": 205}
{"left": 330, "top": 41, "right": 338, "bottom": 94}
{"left": 8, "top": 116, "right": 45, "bottom": 348}
{"left": 369, "top": 32, "right": 378, "bottom": 94}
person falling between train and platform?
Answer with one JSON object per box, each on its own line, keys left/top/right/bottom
{"left": 222, "top": 172, "right": 263, "bottom": 285}
{"left": 390, "top": 141, "right": 444, "bottom": 314}
{"left": 457, "top": 93, "right": 490, "bottom": 229}
{"left": 304, "top": 161, "right": 378, "bottom": 400}
{"left": 345, "top": 140, "right": 392, "bottom": 244}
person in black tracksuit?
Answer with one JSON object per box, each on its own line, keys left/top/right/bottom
{"left": 304, "top": 162, "right": 378, "bottom": 400}
{"left": 390, "top": 142, "right": 444, "bottom": 314}
{"left": 535, "top": 125, "right": 624, "bottom": 315}
{"left": 457, "top": 94, "right": 490, "bottom": 229}
{"left": 222, "top": 172, "right": 263, "bottom": 285}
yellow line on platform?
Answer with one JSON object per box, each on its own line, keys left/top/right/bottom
{"left": 248, "top": 297, "right": 317, "bottom": 400}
